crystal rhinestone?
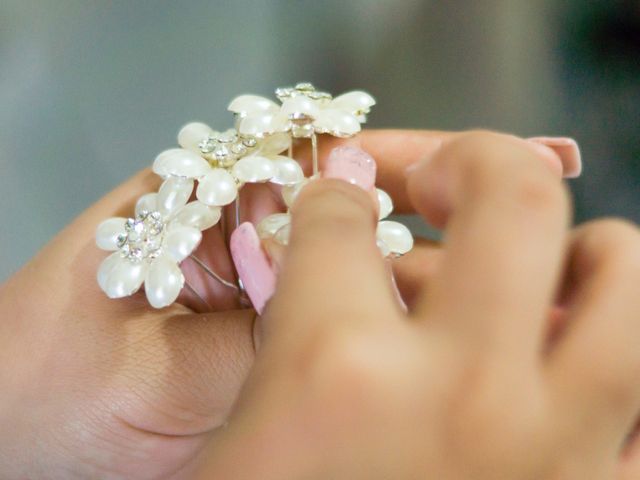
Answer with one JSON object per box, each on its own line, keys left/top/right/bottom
{"left": 118, "top": 211, "right": 166, "bottom": 263}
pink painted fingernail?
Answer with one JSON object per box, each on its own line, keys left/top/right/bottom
{"left": 230, "top": 222, "right": 277, "bottom": 315}
{"left": 527, "top": 137, "right": 582, "bottom": 178}
{"left": 323, "top": 146, "right": 377, "bottom": 190}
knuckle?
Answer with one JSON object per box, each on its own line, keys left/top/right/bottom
{"left": 579, "top": 218, "right": 640, "bottom": 274}
{"left": 293, "top": 329, "right": 380, "bottom": 399}
{"left": 446, "top": 131, "right": 566, "bottom": 214}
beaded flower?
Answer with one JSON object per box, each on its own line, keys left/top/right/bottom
{"left": 152, "top": 123, "right": 304, "bottom": 207}
{"left": 95, "top": 177, "right": 220, "bottom": 308}
{"left": 256, "top": 183, "right": 414, "bottom": 257}
{"left": 228, "top": 82, "right": 376, "bottom": 139}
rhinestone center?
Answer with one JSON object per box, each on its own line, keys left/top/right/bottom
{"left": 199, "top": 128, "right": 258, "bottom": 167}
{"left": 117, "top": 211, "right": 165, "bottom": 262}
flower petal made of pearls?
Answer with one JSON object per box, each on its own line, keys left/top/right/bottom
{"left": 257, "top": 213, "right": 291, "bottom": 239}
{"left": 377, "top": 188, "right": 393, "bottom": 220}
{"left": 232, "top": 155, "right": 277, "bottom": 183}
{"left": 153, "top": 148, "right": 210, "bottom": 178}
{"left": 144, "top": 255, "right": 184, "bottom": 308}
{"left": 270, "top": 156, "right": 304, "bottom": 185}
{"left": 96, "top": 217, "right": 126, "bottom": 250}
{"left": 280, "top": 95, "right": 320, "bottom": 119}
{"left": 274, "top": 223, "right": 291, "bottom": 245}
{"left": 157, "top": 177, "right": 194, "bottom": 217}
{"left": 99, "top": 253, "right": 148, "bottom": 299}
{"left": 164, "top": 225, "right": 202, "bottom": 262}
{"left": 314, "top": 109, "right": 361, "bottom": 137}
{"left": 174, "top": 201, "right": 221, "bottom": 230}
{"left": 259, "top": 133, "right": 291, "bottom": 155}
{"left": 238, "top": 113, "right": 285, "bottom": 137}
{"left": 377, "top": 220, "right": 414, "bottom": 255}
{"left": 196, "top": 168, "right": 238, "bottom": 206}
{"left": 228, "top": 95, "right": 279, "bottom": 117}
{"left": 135, "top": 193, "right": 158, "bottom": 216}
{"left": 330, "top": 91, "right": 376, "bottom": 118}
{"left": 178, "top": 122, "right": 215, "bottom": 152}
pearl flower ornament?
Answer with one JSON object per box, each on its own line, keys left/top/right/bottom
{"left": 95, "top": 177, "right": 221, "bottom": 308}
{"left": 228, "top": 82, "right": 376, "bottom": 139}
{"left": 256, "top": 183, "right": 414, "bottom": 257}
{"left": 152, "top": 123, "right": 304, "bottom": 207}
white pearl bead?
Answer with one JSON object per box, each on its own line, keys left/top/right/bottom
{"left": 238, "top": 113, "right": 279, "bottom": 136}
{"left": 196, "top": 168, "right": 238, "bottom": 206}
{"left": 135, "top": 193, "right": 158, "bottom": 216}
{"left": 177, "top": 122, "right": 214, "bottom": 152}
{"left": 257, "top": 213, "right": 291, "bottom": 239}
{"left": 232, "top": 155, "right": 277, "bottom": 183}
{"left": 96, "top": 217, "right": 126, "bottom": 250}
{"left": 330, "top": 91, "right": 376, "bottom": 114}
{"left": 259, "top": 133, "right": 291, "bottom": 155}
{"left": 145, "top": 255, "right": 184, "bottom": 308}
{"left": 103, "top": 255, "right": 147, "bottom": 298}
{"left": 377, "top": 188, "right": 393, "bottom": 220}
{"left": 377, "top": 220, "right": 413, "bottom": 255}
{"left": 270, "top": 156, "right": 304, "bottom": 185}
{"left": 153, "top": 148, "right": 210, "bottom": 178}
{"left": 274, "top": 223, "right": 291, "bottom": 245}
{"left": 228, "top": 95, "right": 279, "bottom": 115}
{"left": 174, "top": 201, "right": 221, "bottom": 230}
{"left": 164, "top": 225, "right": 202, "bottom": 262}
{"left": 157, "top": 177, "right": 194, "bottom": 217}
{"left": 282, "top": 178, "right": 309, "bottom": 207}
{"left": 377, "top": 238, "right": 391, "bottom": 257}
{"left": 314, "top": 109, "right": 360, "bottom": 137}
{"left": 280, "top": 96, "right": 320, "bottom": 118}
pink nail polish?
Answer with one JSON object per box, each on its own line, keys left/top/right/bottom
{"left": 230, "top": 222, "right": 277, "bottom": 315}
{"left": 323, "top": 146, "right": 377, "bottom": 190}
{"left": 527, "top": 137, "right": 582, "bottom": 178}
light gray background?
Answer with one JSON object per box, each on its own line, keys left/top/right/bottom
{"left": 1, "top": 0, "right": 638, "bottom": 280}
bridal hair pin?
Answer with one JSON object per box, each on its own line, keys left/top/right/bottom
{"left": 95, "top": 82, "right": 412, "bottom": 310}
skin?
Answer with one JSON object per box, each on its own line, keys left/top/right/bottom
{"left": 0, "top": 130, "right": 638, "bottom": 479}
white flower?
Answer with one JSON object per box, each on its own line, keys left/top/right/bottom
{"left": 228, "top": 82, "right": 376, "bottom": 139}
{"left": 152, "top": 123, "right": 304, "bottom": 207}
{"left": 257, "top": 183, "right": 413, "bottom": 257}
{"left": 95, "top": 177, "right": 221, "bottom": 308}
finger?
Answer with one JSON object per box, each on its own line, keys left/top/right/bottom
{"left": 408, "top": 131, "right": 570, "bottom": 359}
{"left": 547, "top": 219, "right": 640, "bottom": 444}
{"left": 110, "top": 308, "right": 256, "bottom": 436}
{"left": 265, "top": 147, "right": 399, "bottom": 336}
{"left": 391, "top": 237, "right": 442, "bottom": 310}
{"left": 295, "top": 130, "right": 580, "bottom": 213}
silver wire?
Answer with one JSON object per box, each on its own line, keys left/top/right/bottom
{"left": 184, "top": 280, "right": 213, "bottom": 310}
{"left": 189, "top": 254, "right": 238, "bottom": 290}
{"left": 311, "top": 133, "right": 318, "bottom": 175}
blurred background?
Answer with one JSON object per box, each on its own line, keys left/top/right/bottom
{"left": 0, "top": 0, "right": 638, "bottom": 280}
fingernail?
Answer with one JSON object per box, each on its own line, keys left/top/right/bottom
{"left": 323, "top": 146, "right": 377, "bottom": 190}
{"left": 230, "top": 222, "right": 277, "bottom": 315}
{"left": 527, "top": 137, "right": 582, "bottom": 178}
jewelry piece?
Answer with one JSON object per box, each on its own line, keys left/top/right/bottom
{"left": 95, "top": 82, "right": 413, "bottom": 310}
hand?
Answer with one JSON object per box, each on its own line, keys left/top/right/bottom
{"left": 0, "top": 129, "right": 579, "bottom": 479}
{"left": 198, "top": 132, "right": 640, "bottom": 479}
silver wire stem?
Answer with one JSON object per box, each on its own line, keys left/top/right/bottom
{"left": 311, "top": 133, "right": 319, "bottom": 175}
{"left": 189, "top": 254, "right": 238, "bottom": 290}
{"left": 184, "top": 280, "right": 213, "bottom": 310}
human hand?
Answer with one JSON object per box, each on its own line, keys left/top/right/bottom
{"left": 198, "top": 132, "right": 640, "bottom": 479}
{"left": 0, "top": 130, "right": 580, "bottom": 479}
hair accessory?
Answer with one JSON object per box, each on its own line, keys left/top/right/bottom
{"left": 95, "top": 82, "right": 408, "bottom": 310}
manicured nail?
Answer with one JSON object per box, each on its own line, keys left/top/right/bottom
{"left": 527, "top": 137, "right": 582, "bottom": 178}
{"left": 230, "top": 222, "right": 277, "bottom": 315}
{"left": 323, "top": 146, "right": 377, "bottom": 190}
